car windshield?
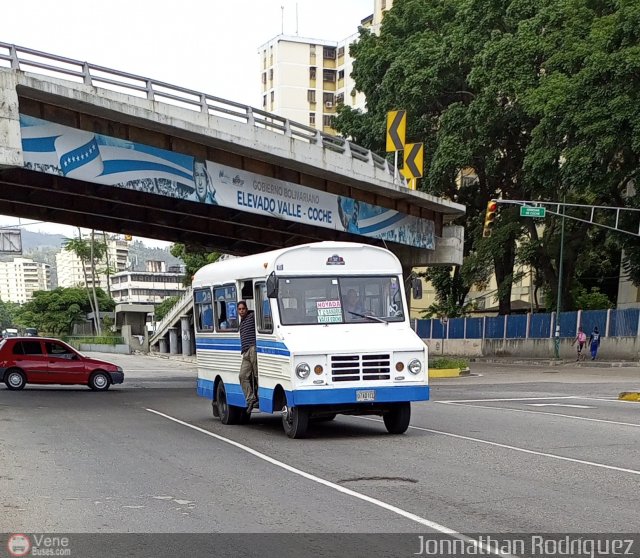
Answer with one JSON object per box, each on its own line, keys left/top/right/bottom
{"left": 277, "top": 275, "right": 405, "bottom": 325}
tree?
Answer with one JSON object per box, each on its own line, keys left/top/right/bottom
{"left": 154, "top": 296, "right": 180, "bottom": 321}
{"left": 170, "top": 244, "right": 221, "bottom": 286}
{"left": 64, "top": 229, "right": 108, "bottom": 334}
{"left": 15, "top": 288, "right": 114, "bottom": 337}
{"left": 336, "top": 0, "right": 640, "bottom": 314}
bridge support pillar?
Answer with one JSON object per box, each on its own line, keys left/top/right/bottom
{"left": 159, "top": 338, "right": 168, "bottom": 354}
{"left": 180, "top": 316, "right": 192, "bottom": 357}
{"left": 168, "top": 327, "right": 179, "bottom": 355}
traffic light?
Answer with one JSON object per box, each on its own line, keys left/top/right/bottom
{"left": 483, "top": 200, "right": 498, "bottom": 238}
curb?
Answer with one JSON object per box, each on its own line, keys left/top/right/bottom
{"left": 429, "top": 367, "right": 470, "bottom": 379}
{"left": 618, "top": 392, "right": 640, "bottom": 402}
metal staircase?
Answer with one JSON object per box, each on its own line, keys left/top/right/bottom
{"left": 149, "top": 287, "right": 193, "bottom": 347}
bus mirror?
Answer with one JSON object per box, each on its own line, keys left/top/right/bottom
{"left": 266, "top": 272, "right": 279, "bottom": 298}
{"left": 412, "top": 278, "right": 423, "bottom": 300}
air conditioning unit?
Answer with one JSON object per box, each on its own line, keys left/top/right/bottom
{"left": 325, "top": 101, "right": 333, "bottom": 108}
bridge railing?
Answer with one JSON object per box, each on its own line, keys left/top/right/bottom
{"left": 0, "top": 41, "right": 401, "bottom": 182}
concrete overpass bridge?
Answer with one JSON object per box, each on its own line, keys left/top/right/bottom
{"left": 0, "top": 42, "right": 465, "bottom": 352}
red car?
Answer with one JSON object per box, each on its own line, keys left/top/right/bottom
{"left": 0, "top": 337, "right": 124, "bottom": 391}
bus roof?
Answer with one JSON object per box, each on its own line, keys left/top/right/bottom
{"left": 192, "top": 241, "right": 402, "bottom": 287}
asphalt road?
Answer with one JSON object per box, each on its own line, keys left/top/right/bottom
{"left": 1, "top": 355, "right": 639, "bottom": 554}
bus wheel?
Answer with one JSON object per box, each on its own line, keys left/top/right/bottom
{"left": 282, "top": 405, "right": 309, "bottom": 439}
{"left": 217, "top": 381, "right": 244, "bottom": 425}
{"left": 383, "top": 403, "right": 411, "bottom": 434}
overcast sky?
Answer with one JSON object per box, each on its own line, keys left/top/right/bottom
{"left": 1, "top": 0, "right": 373, "bottom": 247}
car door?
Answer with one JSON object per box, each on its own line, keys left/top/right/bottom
{"left": 12, "top": 340, "right": 48, "bottom": 383}
{"left": 45, "top": 341, "right": 87, "bottom": 384}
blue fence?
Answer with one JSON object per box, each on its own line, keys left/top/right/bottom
{"left": 416, "top": 309, "right": 639, "bottom": 340}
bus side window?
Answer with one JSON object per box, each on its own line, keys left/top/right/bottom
{"left": 214, "top": 284, "right": 239, "bottom": 332}
{"left": 255, "top": 282, "right": 273, "bottom": 333}
{"left": 194, "top": 288, "right": 214, "bottom": 332}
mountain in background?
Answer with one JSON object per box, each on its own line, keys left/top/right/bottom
{"left": 0, "top": 231, "right": 184, "bottom": 287}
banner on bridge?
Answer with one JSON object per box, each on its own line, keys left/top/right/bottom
{"left": 19, "top": 115, "right": 435, "bottom": 250}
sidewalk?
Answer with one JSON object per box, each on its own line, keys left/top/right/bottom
{"left": 468, "top": 357, "right": 639, "bottom": 368}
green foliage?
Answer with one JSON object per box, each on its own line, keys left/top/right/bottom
{"left": 429, "top": 357, "right": 469, "bottom": 370}
{"left": 64, "top": 335, "right": 124, "bottom": 347}
{"left": 155, "top": 296, "right": 180, "bottom": 321}
{"left": 574, "top": 287, "right": 614, "bottom": 311}
{"left": 170, "top": 244, "right": 221, "bottom": 286}
{"left": 0, "top": 300, "right": 20, "bottom": 330}
{"left": 15, "top": 287, "right": 114, "bottom": 336}
{"left": 335, "top": 0, "right": 638, "bottom": 313}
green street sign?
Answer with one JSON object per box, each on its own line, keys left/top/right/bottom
{"left": 520, "top": 206, "right": 546, "bottom": 218}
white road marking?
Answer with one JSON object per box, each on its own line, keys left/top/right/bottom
{"left": 355, "top": 417, "right": 640, "bottom": 476}
{"left": 146, "top": 408, "right": 513, "bottom": 556}
{"left": 527, "top": 403, "right": 594, "bottom": 408}
{"left": 438, "top": 396, "right": 575, "bottom": 403}
{"left": 438, "top": 400, "right": 640, "bottom": 428}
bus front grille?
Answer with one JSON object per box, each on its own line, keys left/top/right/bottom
{"left": 331, "top": 354, "right": 391, "bottom": 382}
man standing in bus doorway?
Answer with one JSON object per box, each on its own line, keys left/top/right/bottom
{"left": 238, "top": 301, "right": 259, "bottom": 412}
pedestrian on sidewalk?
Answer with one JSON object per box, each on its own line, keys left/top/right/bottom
{"left": 573, "top": 326, "right": 587, "bottom": 361}
{"left": 589, "top": 326, "right": 601, "bottom": 360}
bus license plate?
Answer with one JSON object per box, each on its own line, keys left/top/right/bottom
{"left": 356, "top": 390, "right": 376, "bottom": 402}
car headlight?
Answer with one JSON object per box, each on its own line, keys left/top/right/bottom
{"left": 295, "top": 363, "right": 311, "bottom": 379}
{"left": 117, "top": 366, "right": 123, "bottom": 373}
{"left": 408, "top": 359, "right": 422, "bottom": 375}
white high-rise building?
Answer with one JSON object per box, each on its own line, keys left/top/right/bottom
{"left": 0, "top": 258, "right": 51, "bottom": 304}
{"left": 257, "top": 1, "right": 395, "bottom": 134}
{"left": 56, "top": 236, "right": 129, "bottom": 291}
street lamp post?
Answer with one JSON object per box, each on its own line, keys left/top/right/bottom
{"left": 553, "top": 195, "right": 566, "bottom": 359}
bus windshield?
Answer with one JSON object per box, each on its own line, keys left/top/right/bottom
{"left": 277, "top": 275, "right": 405, "bottom": 325}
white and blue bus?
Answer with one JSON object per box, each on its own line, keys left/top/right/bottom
{"left": 192, "top": 241, "right": 428, "bottom": 438}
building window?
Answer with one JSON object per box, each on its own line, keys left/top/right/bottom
{"left": 309, "top": 113, "right": 316, "bottom": 126}
{"left": 381, "top": 0, "right": 386, "bottom": 9}
{"left": 336, "top": 92, "right": 344, "bottom": 106}
{"left": 323, "top": 93, "right": 334, "bottom": 108}
{"left": 263, "top": 95, "right": 267, "bottom": 108}
{"left": 310, "top": 45, "right": 316, "bottom": 56}
{"left": 310, "top": 67, "right": 317, "bottom": 80}
{"left": 270, "top": 91, "right": 275, "bottom": 102}
{"left": 338, "top": 69, "right": 345, "bottom": 80}
{"left": 323, "top": 115, "right": 335, "bottom": 127}
{"left": 323, "top": 69, "right": 336, "bottom": 82}
{"left": 307, "top": 90, "right": 316, "bottom": 103}
{"left": 269, "top": 68, "right": 273, "bottom": 81}
{"left": 337, "top": 46, "right": 345, "bottom": 58}
{"left": 323, "top": 47, "right": 336, "bottom": 59}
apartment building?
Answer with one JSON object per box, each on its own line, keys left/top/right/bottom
{"left": 0, "top": 258, "right": 51, "bottom": 304}
{"left": 109, "top": 260, "right": 186, "bottom": 305}
{"left": 258, "top": 1, "right": 393, "bottom": 134}
{"left": 56, "top": 236, "right": 129, "bottom": 290}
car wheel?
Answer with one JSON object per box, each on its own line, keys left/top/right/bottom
{"left": 282, "top": 405, "right": 309, "bottom": 439}
{"left": 216, "top": 381, "right": 245, "bottom": 425}
{"left": 383, "top": 403, "right": 411, "bottom": 434}
{"left": 89, "top": 371, "right": 111, "bottom": 391}
{"left": 5, "top": 369, "right": 26, "bottom": 391}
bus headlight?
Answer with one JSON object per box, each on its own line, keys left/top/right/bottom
{"left": 408, "top": 359, "right": 422, "bottom": 375}
{"left": 296, "top": 363, "right": 311, "bottom": 379}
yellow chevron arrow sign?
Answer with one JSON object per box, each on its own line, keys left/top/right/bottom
{"left": 386, "top": 110, "right": 406, "bottom": 152}
{"left": 403, "top": 142, "right": 424, "bottom": 178}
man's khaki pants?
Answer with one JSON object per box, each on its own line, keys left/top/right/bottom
{"left": 240, "top": 345, "right": 258, "bottom": 405}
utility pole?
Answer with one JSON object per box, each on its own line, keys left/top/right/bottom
{"left": 553, "top": 195, "right": 566, "bottom": 359}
